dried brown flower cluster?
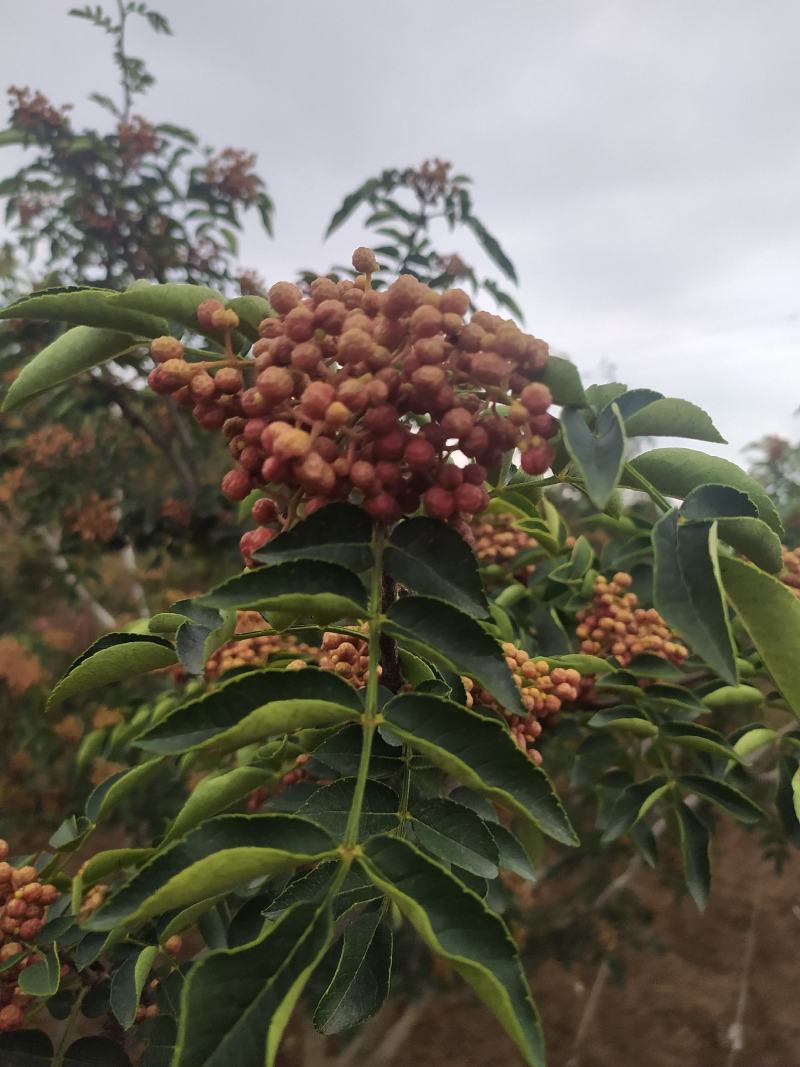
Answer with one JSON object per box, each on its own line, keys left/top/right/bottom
{"left": 465, "top": 643, "right": 583, "bottom": 764}
{"left": 576, "top": 573, "right": 689, "bottom": 667}
{"left": 64, "top": 493, "right": 118, "bottom": 542}
{"left": 0, "top": 638, "right": 42, "bottom": 698}
{"left": 0, "top": 840, "right": 59, "bottom": 1032}
{"left": 20, "top": 425, "right": 95, "bottom": 468}
{"left": 205, "top": 148, "right": 260, "bottom": 204}
{"left": 7, "top": 86, "right": 71, "bottom": 135}
{"left": 117, "top": 116, "right": 159, "bottom": 166}
{"left": 146, "top": 249, "right": 558, "bottom": 562}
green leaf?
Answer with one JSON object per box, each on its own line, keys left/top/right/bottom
{"left": 719, "top": 556, "right": 800, "bottom": 716}
{"left": 172, "top": 602, "right": 236, "bottom": 677}
{"left": 0, "top": 1030, "right": 54, "bottom": 1065}
{"left": 624, "top": 398, "right": 726, "bottom": 443}
{"left": 588, "top": 707, "right": 658, "bottom": 737}
{"left": 561, "top": 404, "right": 626, "bottom": 509}
{"left": 680, "top": 484, "right": 757, "bottom": 520}
{"left": 85, "top": 759, "right": 165, "bottom": 823}
{"left": 85, "top": 815, "right": 336, "bottom": 931}
{"left": 113, "top": 282, "right": 224, "bottom": 330}
{"left": 226, "top": 295, "right": 271, "bottom": 339}
{"left": 47, "top": 634, "right": 176, "bottom": 711}
{"left": 410, "top": 798, "right": 500, "bottom": 878}
{"left": 384, "top": 597, "right": 523, "bottom": 714}
{"left": 702, "top": 685, "right": 764, "bottom": 710}
{"left": 463, "top": 215, "right": 518, "bottom": 282}
{"left": 326, "top": 177, "right": 381, "bottom": 237}
{"left": 659, "top": 723, "right": 741, "bottom": 762}
{"left": 386, "top": 518, "right": 489, "bottom": 619}
{"left": 110, "top": 947, "right": 158, "bottom": 1029}
{"left": 313, "top": 911, "right": 392, "bottom": 1034}
{"left": 652, "top": 511, "right": 737, "bottom": 683}
{"left": 717, "top": 518, "right": 783, "bottom": 573}
{"left": 546, "top": 653, "right": 613, "bottom": 676}
{"left": 675, "top": 801, "right": 710, "bottom": 910}
{"left": 254, "top": 503, "right": 373, "bottom": 572}
{"left": 174, "top": 903, "right": 332, "bottom": 1067}
{"left": 360, "top": 836, "right": 545, "bottom": 1067}
{"left": 626, "top": 449, "right": 783, "bottom": 535}
{"left": 80, "top": 849, "right": 153, "bottom": 890}
{"left": 541, "top": 356, "right": 586, "bottom": 407}
{"left": 160, "top": 897, "right": 227, "bottom": 943}
{"left": 0, "top": 287, "right": 166, "bottom": 334}
{"left": 585, "top": 382, "right": 628, "bottom": 411}
{"left": 63, "top": 1037, "right": 131, "bottom": 1065}
{"left": 18, "top": 944, "right": 59, "bottom": 997}
{"left": 776, "top": 756, "right": 800, "bottom": 844}
{"left": 602, "top": 777, "right": 670, "bottom": 842}
{"left": 3, "top": 328, "right": 142, "bottom": 412}
{"left": 198, "top": 560, "right": 367, "bottom": 624}
{"left": 300, "top": 778, "right": 398, "bottom": 840}
{"left": 310, "top": 726, "right": 402, "bottom": 780}
{"left": 383, "top": 692, "right": 577, "bottom": 846}
{"left": 677, "top": 775, "right": 765, "bottom": 824}
{"left": 732, "top": 725, "right": 777, "bottom": 758}
{"left": 266, "top": 864, "right": 380, "bottom": 920}
{"left": 135, "top": 667, "right": 360, "bottom": 755}
{"left": 487, "top": 823, "right": 538, "bottom": 880}
{"left": 163, "top": 767, "right": 273, "bottom": 844}
{"left": 792, "top": 765, "right": 800, "bottom": 826}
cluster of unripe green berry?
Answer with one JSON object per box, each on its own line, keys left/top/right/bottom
{"left": 465, "top": 644, "right": 583, "bottom": 764}
{"left": 147, "top": 248, "right": 558, "bottom": 561}
{"left": 576, "top": 573, "right": 689, "bottom": 667}
{"left": 0, "top": 839, "right": 59, "bottom": 1033}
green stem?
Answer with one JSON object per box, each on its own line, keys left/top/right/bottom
{"left": 342, "top": 528, "right": 385, "bottom": 851}
{"left": 623, "top": 462, "right": 671, "bottom": 513}
{"left": 52, "top": 988, "right": 87, "bottom": 1067}
{"left": 396, "top": 745, "right": 413, "bottom": 839}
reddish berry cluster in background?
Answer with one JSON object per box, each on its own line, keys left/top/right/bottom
{"left": 465, "top": 643, "right": 582, "bottom": 764}
{"left": 146, "top": 248, "right": 559, "bottom": 564}
{"left": 576, "top": 572, "right": 689, "bottom": 667}
{"left": 0, "top": 839, "right": 59, "bottom": 1032}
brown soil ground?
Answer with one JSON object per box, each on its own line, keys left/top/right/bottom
{"left": 283, "top": 822, "right": 798, "bottom": 1067}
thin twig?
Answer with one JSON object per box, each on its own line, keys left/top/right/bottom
{"left": 36, "top": 525, "right": 116, "bottom": 631}
{"left": 725, "top": 865, "right": 764, "bottom": 1067}
{"left": 564, "top": 959, "right": 611, "bottom": 1067}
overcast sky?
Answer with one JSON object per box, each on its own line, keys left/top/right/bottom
{"left": 1, "top": 0, "right": 798, "bottom": 458}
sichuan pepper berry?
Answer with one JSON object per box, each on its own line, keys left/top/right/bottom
{"left": 575, "top": 573, "right": 689, "bottom": 667}
{"left": 144, "top": 251, "right": 560, "bottom": 561}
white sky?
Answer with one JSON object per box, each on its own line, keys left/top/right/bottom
{"left": 1, "top": 0, "right": 799, "bottom": 459}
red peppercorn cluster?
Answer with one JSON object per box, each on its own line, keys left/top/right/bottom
{"left": 781, "top": 545, "right": 800, "bottom": 598}
{"left": 576, "top": 573, "right": 689, "bottom": 667}
{"left": 318, "top": 630, "right": 376, "bottom": 689}
{"left": 0, "top": 840, "right": 59, "bottom": 1033}
{"left": 464, "top": 643, "right": 582, "bottom": 764}
{"left": 471, "top": 509, "right": 537, "bottom": 578}
{"left": 204, "top": 611, "right": 318, "bottom": 681}
{"left": 146, "top": 249, "right": 558, "bottom": 559}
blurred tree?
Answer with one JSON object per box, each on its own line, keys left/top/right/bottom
{"left": 309, "top": 158, "right": 524, "bottom": 317}
{"left": 747, "top": 432, "right": 800, "bottom": 542}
